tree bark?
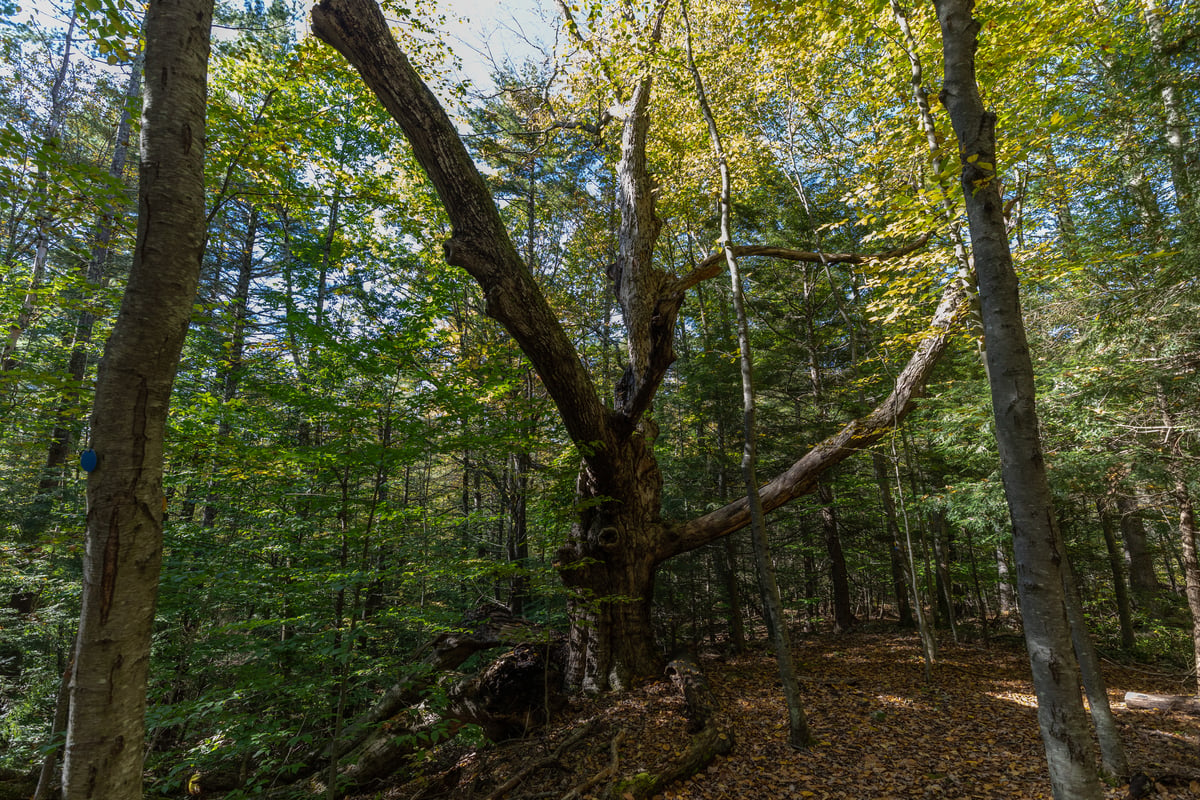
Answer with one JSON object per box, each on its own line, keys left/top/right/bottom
{"left": 1144, "top": 0, "right": 1196, "bottom": 229}
{"left": 995, "top": 537, "right": 1016, "bottom": 617}
{"left": 873, "top": 452, "right": 914, "bottom": 627}
{"left": 1117, "top": 491, "right": 1161, "bottom": 607}
{"left": 933, "top": 1, "right": 1102, "bottom": 797}
{"left": 1058, "top": 529, "right": 1128, "bottom": 778}
{"left": 1157, "top": 383, "right": 1200, "bottom": 697}
{"left": 818, "top": 481, "right": 856, "bottom": 633}
{"left": 61, "top": 0, "right": 213, "bottom": 796}
{"left": 1124, "top": 692, "right": 1200, "bottom": 714}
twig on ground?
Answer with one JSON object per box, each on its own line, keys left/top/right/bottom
{"left": 485, "top": 720, "right": 601, "bottom": 800}
{"left": 561, "top": 727, "right": 626, "bottom": 800}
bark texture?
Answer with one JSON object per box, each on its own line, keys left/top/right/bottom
{"left": 61, "top": 0, "right": 213, "bottom": 796}
{"left": 933, "top": 1, "right": 1103, "bottom": 797}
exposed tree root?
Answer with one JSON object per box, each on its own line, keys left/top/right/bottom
{"left": 605, "top": 654, "right": 734, "bottom": 800}
{"left": 563, "top": 727, "right": 626, "bottom": 800}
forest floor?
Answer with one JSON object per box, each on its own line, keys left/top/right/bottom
{"left": 355, "top": 628, "right": 1200, "bottom": 800}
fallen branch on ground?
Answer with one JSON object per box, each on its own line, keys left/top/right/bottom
{"left": 562, "top": 727, "right": 626, "bottom": 800}
{"left": 1124, "top": 692, "right": 1200, "bottom": 715}
{"left": 485, "top": 720, "right": 601, "bottom": 800}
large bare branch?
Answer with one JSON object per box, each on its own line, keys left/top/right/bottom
{"left": 665, "top": 275, "right": 968, "bottom": 559}
{"left": 310, "top": 0, "right": 609, "bottom": 449}
{"left": 673, "top": 233, "right": 932, "bottom": 295}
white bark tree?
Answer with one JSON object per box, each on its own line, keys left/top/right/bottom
{"left": 61, "top": 0, "right": 214, "bottom": 795}
{"left": 933, "top": 0, "right": 1108, "bottom": 795}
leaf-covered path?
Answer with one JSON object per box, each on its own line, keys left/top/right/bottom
{"left": 361, "top": 630, "right": 1200, "bottom": 800}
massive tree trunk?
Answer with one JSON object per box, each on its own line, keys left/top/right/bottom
{"left": 311, "top": 0, "right": 968, "bottom": 691}
{"left": 61, "top": 0, "right": 213, "bottom": 796}
{"left": 933, "top": 1, "right": 1103, "bottom": 797}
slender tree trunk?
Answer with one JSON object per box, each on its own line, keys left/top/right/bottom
{"left": 1116, "top": 491, "right": 1161, "bottom": 607}
{"left": 1157, "top": 382, "right": 1200, "bottom": 696}
{"left": 1170, "top": 476, "right": 1200, "bottom": 698}
{"left": 873, "top": 451, "right": 914, "bottom": 627}
{"left": 933, "top": 2, "right": 1102, "bottom": 796}
{"left": 994, "top": 538, "right": 1016, "bottom": 617}
{"left": 1098, "top": 499, "right": 1136, "bottom": 650}
{"left": 1058, "top": 530, "right": 1129, "bottom": 778}
{"left": 2, "top": 13, "right": 75, "bottom": 372}
{"left": 1144, "top": 0, "right": 1196, "bottom": 228}
{"left": 37, "top": 49, "right": 143, "bottom": 514}
{"left": 930, "top": 508, "right": 958, "bottom": 643}
{"left": 818, "top": 481, "right": 855, "bottom": 632}
{"left": 505, "top": 445, "right": 532, "bottom": 615}
{"left": 33, "top": 657, "right": 73, "bottom": 800}
{"left": 202, "top": 203, "right": 257, "bottom": 527}
{"left": 892, "top": 442, "right": 937, "bottom": 673}
{"left": 681, "top": 0, "right": 810, "bottom": 747}
{"left": 61, "top": 0, "right": 213, "bottom": 795}
{"left": 963, "top": 525, "right": 989, "bottom": 643}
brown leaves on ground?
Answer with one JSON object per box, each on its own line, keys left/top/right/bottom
{"left": 358, "top": 630, "right": 1200, "bottom": 800}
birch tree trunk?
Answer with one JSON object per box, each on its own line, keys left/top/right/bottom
{"left": 933, "top": 1, "right": 1102, "bottom": 796}
{"left": 61, "top": 0, "right": 213, "bottom": 796}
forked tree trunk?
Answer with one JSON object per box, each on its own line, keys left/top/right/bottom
{"left": 61, "top": 0, "right": 213, "bottom": 796}
{"left": 312, "top": 0, "right": 968, "bottom": 692}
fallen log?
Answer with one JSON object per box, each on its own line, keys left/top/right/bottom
{"left": 1124, "top": 692, "right": 1200, "bottom": 715}
{"left": 314, "top": 643, "right": 567, "bottom": 796}
{"left": 485, "top": 720, "right": 600, "bottom": 800}
{"left": 448, "top": 641, "right": 567, "bottom": 741}
{"left": 279, "top": 604, "right": 547, "bottom": 791}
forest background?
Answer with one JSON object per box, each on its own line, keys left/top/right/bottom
{"left": 0, "top": 0, "right": 1198, "bottom": 796}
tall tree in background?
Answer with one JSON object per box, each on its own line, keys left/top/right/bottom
{"left": 61, "top": 0, "right": 213, "bottom": 796}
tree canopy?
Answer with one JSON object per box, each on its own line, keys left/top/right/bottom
{"left": 0, "top": 0, "right": 1197, "bottom": 797}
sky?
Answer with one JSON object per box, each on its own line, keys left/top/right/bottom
{"left": 438, "top": 0, "right": 551, "bottom": 88}
{"left": 14, "top": 0, "right": 552, "bottom": 92}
